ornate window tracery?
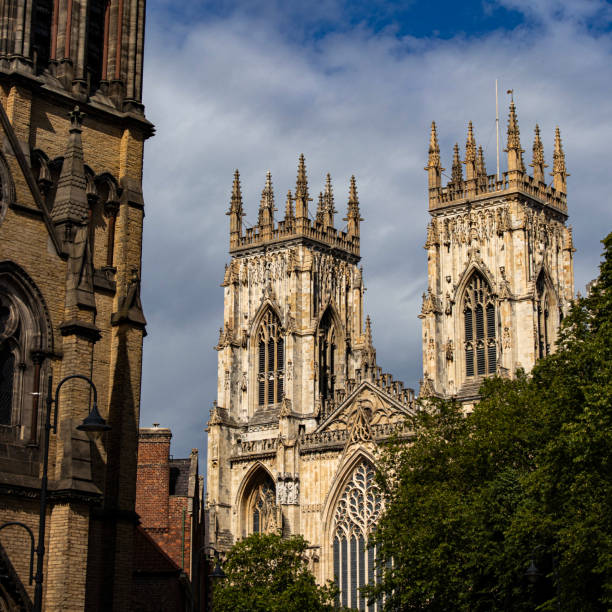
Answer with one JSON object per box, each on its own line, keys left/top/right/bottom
{"left": 332, "top": 461, "right": 383, "bottom": 611}
{"left": 257, "top": 310, "right": 283, "bottom": 407}
{"left": 536, "top": 274, "right": 554, "bottom": 358}
{"left": 318, "top": 309, "right": 336, "bottom": 406}
{"left": 463, "top": 272, "right": 496, "bottom": 377}
{"left": 242, "top": 469, "right": 279, "bottom": 536}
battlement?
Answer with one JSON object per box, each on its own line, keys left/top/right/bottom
{"left": 227, "top": 156, "right": 362, "bottom": 257}
{"left": 427, "top": 101, "right": 568, "bottom": 216}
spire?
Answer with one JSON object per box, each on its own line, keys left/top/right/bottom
{"left": 323, "top": 173, "right": 336, "bottom": 227}
{"left": 365, "top": 315, "right": 372, "bottom": 348}
{"left": 530, "top": 124, "right": 547, "bottom": 184}
{"left": 464, "top": 121, "right": 477, "bottom": 181}
{"left": 294, "top": 153, "right": 311, "bottom": 220}
{"left": 552, "top": 126, "right": 569, "bottom": 193}
{"left": 316, "top": 192, "right": 325, "bottom": 224}
{"left": 258, "top": 170, "right": 275, "bottom": 229}
{"left": 345, "top": 175, "right": 363, "bottom": 237}
{"left": 505, "top": 100, "right": 525, "bottom": 173}
{"left": 227, "top": 169, "right": 244, "bottom": 244}
{"left": 51, "top": 106, "right": 89, "bottom": 230}
{"left": 425, "top": 121, "right": 443, "bottom": 193}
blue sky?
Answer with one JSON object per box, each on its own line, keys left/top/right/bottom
{"left": 138, "top": 0, "right": 612, "bottom": 462}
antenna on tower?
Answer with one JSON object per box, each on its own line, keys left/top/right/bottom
{"left": 496, "top": 79, "right": 500, "bottom": 181}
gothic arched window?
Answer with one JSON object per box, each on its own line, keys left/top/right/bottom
{"left": 257, "top": 310, "right": 284, "bottom": 407}
{"left": 463, "top": 272, "right": 496, "bottom": 377}
{"left": 333, "top": 461, "right": 383, "bottom": 611}
{"left": 318, "top": 309, "right": 336, "bottom": 406}
{"left": 242, "top": 469, "right": 278, "bottom": 536}
{"left": 536, "top": 274, "right": 553, "bottom": 358}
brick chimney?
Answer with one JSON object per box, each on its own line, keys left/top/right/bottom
{"left": 136, "top": 425, "right": 172, "bottom": 530}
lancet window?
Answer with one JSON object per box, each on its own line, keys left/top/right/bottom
{"left": 536, "top": 274, "right": 553, "bottom": 358}
{"left": 318, "top": 309, "right": 336, "bottom": 406}
{"left": 463, "top": 272, "right": 496, "bottom": 377}
{"left": 333, "top": 461, "right": 383, "bottom": 611}
{"left": 257, "top": 310, "right": 284, "bottom": 407}
{"left": 243, "top": 470, "right": 278, "bottom": 536}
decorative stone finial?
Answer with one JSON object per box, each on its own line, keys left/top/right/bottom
{"left": 345, "top": 175, "right": 362, "bottom": 237}
{"left": 450, "top": 143, "right": 463, "bottom": 190}
{"left": 552, "top": 126, "right": 569, "bottom": 193}
{"left": 284, "top": 189, "right": 295, "bottom": 226}
{"left": 530, "top": 124, "right": 548, "bottom": 184}
{"left": 505, "top": 99, "right": 525, "bottom": 172}
{"left": 323, "top": 173, "right": 336, "bottom": 227}
{"left": 228, "top": 169, "right": 244, "bottom": 243}
{"left": 294, "top": 154, "right": 310, "bottom": 219}
{"left": 258, "top": 170, "right": 275, "bottom": 228}
{"left": 465, "top": 121, "right": 477, "bottom": 181}
{"left": 69, "top": 106, "right": 85, "bottom": 131}
{"left": 316, "top": 192, "right": 325, "bottom": 224}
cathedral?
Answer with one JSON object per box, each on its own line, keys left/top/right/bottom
{"left": 206, "top": 106, "right": 575, "bottom": 610}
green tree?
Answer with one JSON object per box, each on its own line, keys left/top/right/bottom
{"left": 367, "top": 233, "right": 612, "bottom": 611}
{"left": 212, "top": 533, "right": 339, "bottom": 612}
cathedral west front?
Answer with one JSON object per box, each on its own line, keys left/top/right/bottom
{"left": 205, "top": 104, "right": 574, "bottom": 610}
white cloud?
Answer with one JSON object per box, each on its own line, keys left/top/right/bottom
{"left": 140, "top": 5, "right": 612, "bottom": 459}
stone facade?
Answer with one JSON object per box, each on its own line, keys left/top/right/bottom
{"left": 207, "top": 104, "right": 575, "bottom": 610}
{"left": 207, "top": 159, "right": 415, "bottom": 611}
{"left": 0, "top": 1, "right": 152, "bottom": 610}
{"left": 422, "top": 106, "right": 574, "bottom": 404}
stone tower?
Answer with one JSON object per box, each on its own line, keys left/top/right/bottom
{"left": 207, "top": 157, "right": 414, "bottom": 611}
{"left": 421, "top": 101, "right": 574, "bottom": 404}
{"left": 0, "top": 1, "right": 151, "bottom": 610}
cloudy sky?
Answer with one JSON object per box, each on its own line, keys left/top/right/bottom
{"left": 139, "top": 0, "right": 612, "bottom": 462}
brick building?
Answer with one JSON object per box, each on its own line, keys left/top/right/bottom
{"left": 0, "top": 0, "right": 153, "bottom": 610}
{"left": 135, "top": 426, "right": 203, "bottom": 580}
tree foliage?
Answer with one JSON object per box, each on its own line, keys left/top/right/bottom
{"left": 212, "top": 533, "right": 339, "bottom": 612}
{"left": 367, "top": 233, "right": 612, "bottom": 611}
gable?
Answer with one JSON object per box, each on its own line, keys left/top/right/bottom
{"left": 316, "top": 381, "right": 413, "bottom": 435}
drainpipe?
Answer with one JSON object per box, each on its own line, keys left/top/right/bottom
{"left": 182, "top": 508, "right": 186, "bottom": 571}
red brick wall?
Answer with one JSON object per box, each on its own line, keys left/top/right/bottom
{"left": 135, "top": 429, "right": 171, "bottom": 530}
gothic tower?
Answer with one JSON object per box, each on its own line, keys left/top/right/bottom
{"left": 421, "top": 102, "right": 574, "bottom": 403}
{"left": 207, "top": 158, "right": 414, "bottom": 610}
{"left": 0, "top": 1, "right": 151, "bottom": 610}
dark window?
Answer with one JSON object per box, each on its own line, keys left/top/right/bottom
{"left": 256, "top": 311, "right": 283, "bottom": 407}
{"left": 86, "top": 0, "right": 107, "bottom": 92}
{"left": 463, "top": 272, "right": 496, "bottom": 377}
{"left": 0, "top": 345, "right": 15, "bottom": 426}
{"left": 318, "top": 309, "right": 336, "bottom": 406}
{"left": 32, "top": 0, "right": 53, "bottom": 73}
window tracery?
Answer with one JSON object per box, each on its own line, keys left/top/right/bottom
{"left": 536, "top": 274, "right": 554, "bottom": 358}
{"left": 333, "top": 461, "right": 383, "bottom": 611}
{"left": 243, "top": 469, "right": 279, "bottom": 536}
{"left": 463, "top": 272, "right": 496, "bottom": 377}
{"left": 257, "top": 310, "right": 283, "bottom": 407}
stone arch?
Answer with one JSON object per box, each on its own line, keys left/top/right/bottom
{"left": 534, "top": 266, "right": 560, "bottom": 358}
{"left": 236, "top": 462, "right": 278, "bottom": 538}
{"left": 0, "top": 262, "right": 53, "bottom": 442}
{"left": 321, "top": 449, "right": 383, "bottom": 610}
{"left": 249, "top": 302, "right": 284, "bottom": 412}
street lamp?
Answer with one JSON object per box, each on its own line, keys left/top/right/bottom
{"left": 193, "top": 545, "right": 226, "bottom": 612}
{"left": 29, "top": 374, "right": 111, "bottom": 612}
{"left": 524, "top": 544, "right": 561, "bottom": 612}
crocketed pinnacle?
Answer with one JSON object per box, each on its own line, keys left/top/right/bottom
{"left": 51, "top": 106, "right": 89, "bottom": 225}
{"left": 258, "top": 171, "right": 275, "bottom": 227}
{"left": 228, "top": 169, "right": 243, "bottom": 216}
{"left": 451, "top": 143, "right": 463, "bottom": 185}
{"left": 323, "top": 173, "right": 336, "bottom": 227}
{"left": 344, "top": 175, "right": 362, "bottom": 236}
{"left": 284, "top": 189, "right": 295, "bottom": 220}
{"left": 464, "top": 121, "right": 477, "bottom": 180}
{"left": 530, "top": 124, "right": 547, "bottom": 183}
{"left": 505, "top": 100, "right": 525, "bottom": 172}
{"left": 316, "top": 192, "right": 325, "bottom": 224}
{"left": 552, "top": 126, "right": 569, "bottom": 193}
{"left": 295, "top": 153, "right": 310, "bottom": 201}
{"left": 425, "top": 121, "right": 441, "bottom": 169}
{"left": 476, "top": 145, "right": 487, "bottom": 177}
{"left": 365, "top": 315, "right": 373, "bottom": 348}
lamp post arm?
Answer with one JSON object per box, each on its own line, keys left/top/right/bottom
{"left": 53, "top": 374, "right": 98, "bottom": 433}
{"left": 0, "top": 522, "right": 35, "bottom": 584}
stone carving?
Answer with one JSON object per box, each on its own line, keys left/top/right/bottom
{"left": 276, "top": 474, "right": 300, "bottom": 505}
{"left": 445, "top": 340, "right": 454, "bottom": 362}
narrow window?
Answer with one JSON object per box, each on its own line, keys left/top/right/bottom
{"left": 256, "top": 310, "right": 283, "bottom": 407}
{"left": 463, "top": 273, "right": 496, "bottom": 378}
{"left": 86, "top": 0, "right": 107, "bottom": 92}
{"left": 31, "top": 0, "right": 53, "bottom": 73}
{"left": 0, "top": 345, "right": 15, "bottom": 426}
